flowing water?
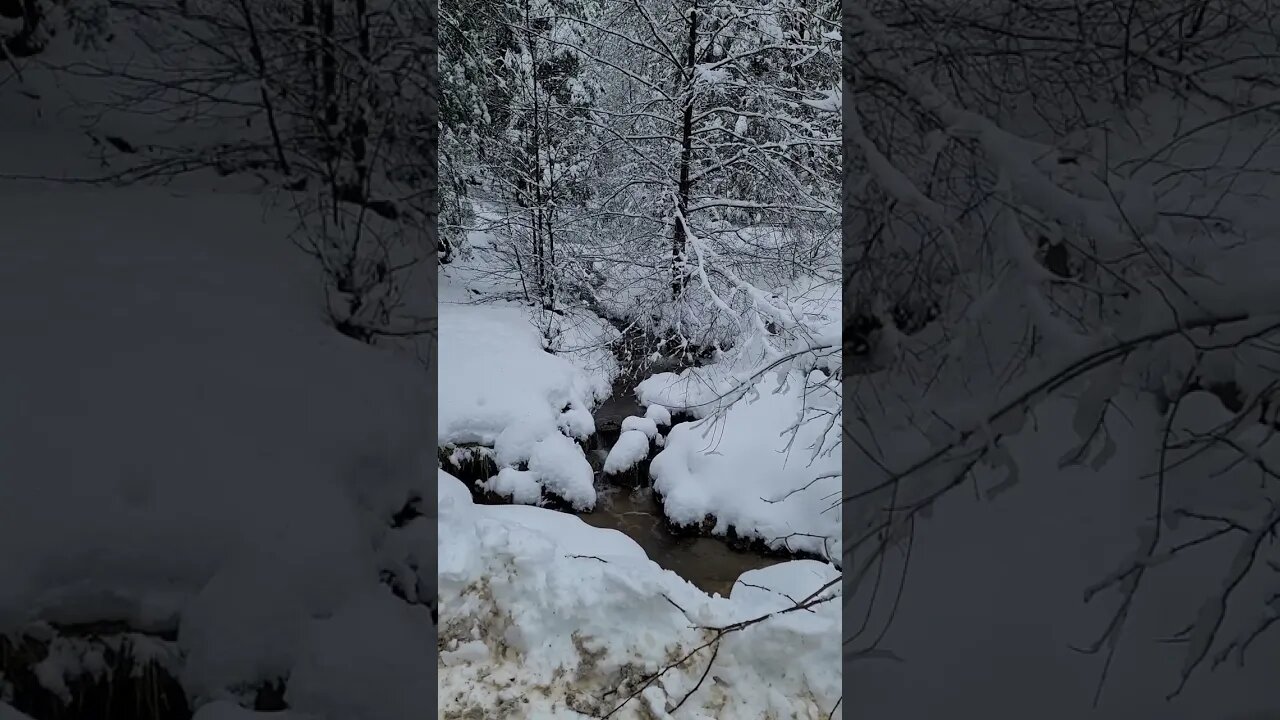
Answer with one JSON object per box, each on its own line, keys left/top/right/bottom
{"left": 440, "top": 358, "right": 789, "bottom": 597}
{"left": 575, "top": 375, "right": 783, "bottom": 598}
{"left": 578, "top": 485, "right": 782, "bottom": 597}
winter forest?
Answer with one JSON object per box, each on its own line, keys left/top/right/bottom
{"left": 844, "top": 1, "right": 1280, "bottom": 718}
{"left": 3, "top": 1, "right": 439, "bottom": 719}
{"left": 437, "top": 0, "right": 842, "bottom": 716}
{"left": 3, "top": 0, "right": 1280, "bottom": 718}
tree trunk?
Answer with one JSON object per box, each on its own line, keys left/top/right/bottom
{"left": 235, "top": 0, "right": 291, "bottom": 176}
{"left": 672, "top": 1, "right": 698, "bottom": 299}
{"left": 301, "top": 0, "right": 316, "bottom": 113}
{"left": 350, "top": 0, "right": 370, "bottom": 189}
{"left": 544, "top": 101, "right": 557, "bottom": 312}
{"left": 320, "top": 0, "right": 339, "bottom": 163}
{"left": 526, "top": 0, "right": 548, "bottom": 307}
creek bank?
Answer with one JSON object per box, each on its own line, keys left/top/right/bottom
{"left": 0, "top": 626, "right": 189, "bottom": 720}
{"left": 437, "top": 308, "right": 836, "bottom": 592}
{"left": 0, "top": 626, "right": 288, "bottom": 720}
{"left": 439, "top": 379, "right": 829, "bottom": 596}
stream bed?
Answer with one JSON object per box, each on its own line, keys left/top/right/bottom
{"left": 439, "top": 354, "right": 790, "bottom": 597}
{"left": 577, "top": 485, "right": 781, "bottom": 597}
{"left": 574, "top": 375, "right": 784, "bottom": 597}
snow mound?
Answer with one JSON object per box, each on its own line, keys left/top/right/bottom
{"left": 644, "top": 403, "right": 672, "bottom": 427}
{"left": 436, "top": 470, "right": 842, "bottom": 719}
{"left": 650, "top": 369, "right": 841, "bottom": 560}
{"left": 528, "top": 432, "right": 597, "bottom": 510}
{"left": 732, "top": 561, "right": 842, "bottom": 615}
{"left": 438, "top": 299, "right": 602, "bottom": 446}
{"left": 0, "top": 188, "right": 432, "bottom": 713}
{"left": 725, "top": 561, "right": 843, "bottom": 704}
{"left": 480, "top": 467, "right": 543, "bottom": 506}
{"left": 440, "top": 260, "right": 619, "bottom": 510}
{"left": 482, "top": 503, "right": 648, "bottom": 561}
{"left": 621, "top": 415, "right": 660, "bottom": 439}
{"left": 475, "top": 416, "right": 598, "bottom": 510}
{"left": 603, "top": 430, "right": 651, "bottom": 475}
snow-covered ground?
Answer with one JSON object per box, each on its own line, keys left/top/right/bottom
{"left": 639, "top": 279, "right": 842, "bottom": 560}
{"left": 0, "top": 187, "right": 436, "bottom": 719}
{"left": 438, "top": 221, "right": 619, "bottom": 510}
{"left": 1, "top": 36, "right": 434, "bottom": 720}
{"left": 438, "top": 469, "right": 841, "bottom": 719}
{"left": 846, "top": 88, "right": 1280, "bottom": 718}
{"left": 644, "top": 369, "right": 841, "bottom": 560}
{"left": 850, "top": 394, "right": 1280, "bottom": 719}
{"left": 437, "top": 231, "right": 843, "bottom": 717}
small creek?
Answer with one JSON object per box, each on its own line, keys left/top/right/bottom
{"left": 578, "top": 485, "right": 780, "bottom": 598}
{"left": 574, "top": 374, "right": 784, "bottom": 598}
{"left": 440, "top": 324, "right": 792, "bottom": 597}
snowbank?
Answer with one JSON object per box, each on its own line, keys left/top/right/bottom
{"left": 438, "top": 300, "right": 602, "bottom": 447}
{"left": 648, "top": 368, "right": 841, "bottom": 560}
{"left": 728, "top": 561, "right": 843, "bottom": 705}
{"left": 0, "top": 188, "right": 433, "bottom": 716}
{"left": 437, "top": 469, "right": 841, "bottom": 719}
{"left": 439, "top": 249, "right": 619, "bottom": 509}
{"left": 849, "top": 392, "right": 1280, "bottom": 718}
{"left": 629, "top": 276, "right": 841, "bottom": 560}
{"left": 480, "top": 467, "right": 543, "bottom": 506}
{"left": 437, "top": 297, "right": 600, "bottom": 508}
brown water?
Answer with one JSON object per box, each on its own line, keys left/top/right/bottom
{"left": 578, "top": 484, "right": 782, "bottom": 598}
{"left": 577, "top": 376, "right": 783, "bottom": 598}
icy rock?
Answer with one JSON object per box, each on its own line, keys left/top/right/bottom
{"left": 604, "top": 430, "right": 651, "bottom": 475}
{"left": 644, "top": 403, "right": 672, "bottom": 426}
{"left": 622, "top": 415, "right": 661, "bottom": 439}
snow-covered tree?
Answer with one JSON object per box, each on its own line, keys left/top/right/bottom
{"left": 845, "top": 0, "right": 1280, "bottom": 700}
{"left": 35, "top": 0, "right": 437, "bottom": 343}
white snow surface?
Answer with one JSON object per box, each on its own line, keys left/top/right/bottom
{"left": 437, "top": 469, "right": 841, "bottom": 718}
{"left": 850, "top": 394, "right": 1280, "bottom": 718}
{"left": 479, "top": 467, "right": 543, "bottom": 506}
{"left": 633, "top": 277, "right": 841, "bottom": 560}
{"left": 621, "top": 414, "right": 661, "bottom": 439}
{"left": 644, "top": 403, "right": 672, "bottom": 426}
{"left": 527, "top": 431, "right": 597, "bottom": 510}
{"left": 635, "top": 277, "right": 840, "bottom": 417}
{"left": 439, "top": 236, "right": 619, "bottom": 509}
{"left": 0, "top": 53, "right": 434, "bottom": 718}
{"left": 0, "top": 185, "right": 435, "bottom": 717}
{"left": 732, "top": 561, "right": 841, "bottom": 612}
{"left": 649, "top": 368, "right": 841, "bottom": 560}
{"left": 438, "top": 212, "right": 842, "bottom": 716}
{"left": 603, "top": 430, "right": 651, "bottom": 475}
{"left": 438, "top": 297, "right": 606, "bottom": 447}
